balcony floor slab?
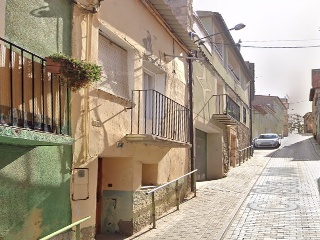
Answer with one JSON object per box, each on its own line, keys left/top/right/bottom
{"left": 125, "top": 134, "right": 191, "bottom": 148}
{"left": 0, "top": 125, "right": 74, "bottom": 146}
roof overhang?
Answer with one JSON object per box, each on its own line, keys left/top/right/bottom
{"left": 148, "top": 0, "right": 198, "bottom": 51}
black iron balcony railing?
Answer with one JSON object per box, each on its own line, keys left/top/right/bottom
{"left": 225, "top": 95, "right": 241, "bottom": 121}
{"left": 0, "top": 37, "right": 69, "bottom": 135}
{"left": 196, "top": 94, "right": 240, "bottom": 125}
{"left": 130, "top": 90, "right": 190, "bottom": 143}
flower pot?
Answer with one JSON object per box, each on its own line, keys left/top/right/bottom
{"left": 45, "top": 57, "right": 61, "bottom": 74}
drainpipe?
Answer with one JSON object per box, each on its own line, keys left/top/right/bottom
{"left": 249, "top": 86, "right": 252, "bottom": 146}
{"left": 188, "top": 56, "right": 195, "bottom": 192}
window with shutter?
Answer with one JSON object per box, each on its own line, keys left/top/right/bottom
{"left": 98, "top": 35, "right": 129, "bottom": 100}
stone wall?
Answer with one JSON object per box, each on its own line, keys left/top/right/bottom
{"left": 222, "top": 128, "right": 229, "bottom": 173}
{"left": 237, "top": 124, "right": 251, "bottom": 150}
{"left": 237, "top": 123, "right": 251, "bottom": 164}
{"left": 133, "top": 179, "right": 189, "bottom": 233}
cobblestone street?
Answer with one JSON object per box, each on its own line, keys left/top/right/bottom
{"left": 99, "top": 134, "right": 320, "bottom": 240}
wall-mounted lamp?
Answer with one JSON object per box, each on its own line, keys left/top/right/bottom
{"left": 194, "top": 23, "right": 246, "bottom": 43}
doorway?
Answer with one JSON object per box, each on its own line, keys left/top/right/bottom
{"left": 195, "top": 129, "right": 207, "bottom": 181}
{"left": 96, "top": 158, "right": 103, "bottom": 234}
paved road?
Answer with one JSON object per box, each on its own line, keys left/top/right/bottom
{"left": 100, "top": 134, "right": 320, "bottom": 240}
{"left": 222, "top": 134, "right": 320, "bottom": 240}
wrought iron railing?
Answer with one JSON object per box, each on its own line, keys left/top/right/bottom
{"left": 0, "top": 37, "right": 70, "bottom": 135}
{"left": 196, "top": 94, "right": 240, "bottom": 122}
{"left": 130, "top": 90, "right": 190, "bottom": 143}
{"left": 39, "top": 216, "right": 91, "bottom": 240}
{"left": 226, "top": 95, "right": 240, "bottom": 121}
{"left": 146, "top": 169, "right": 197, "bottom": 229}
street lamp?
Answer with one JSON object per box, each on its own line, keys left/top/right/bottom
{"left": 194, "top": 23, "right": 246, "bottom": 43}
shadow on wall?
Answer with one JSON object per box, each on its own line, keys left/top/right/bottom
{"left": 28, "top": 0, "right": 72, "bottom": 54}
{"left": 0, "top": 145, "right": 35, "bottom": 169}
{"left": 0, "top": 144, "right": 72, "bottom": 239}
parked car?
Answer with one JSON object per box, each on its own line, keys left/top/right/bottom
{"left": 253, "top": 133, "right": 281, "bottom": 148}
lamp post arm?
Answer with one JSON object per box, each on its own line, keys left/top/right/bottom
{"left": 194, "top": 31, "right": 226, "bottom": 43}
{"left": 193, "top": 23, "right": 245, "bottom": 43}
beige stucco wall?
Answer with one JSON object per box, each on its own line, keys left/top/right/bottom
{"left": 207, "top": 132, "right": 223, "bottom": 179}
{"left": 194, "top": 14, "right": 251, "bottom": 109}
{"left": 0, "top": 0, "right": 5, "bottom": 37}
{"left": 252, "top": 98, "right": 287, "bottom": 138}
{"left": 192, "top": 13, "right": 251, "bottom": 180}
{"left": 71, "top": 0, "right": 190, "bottom": 234}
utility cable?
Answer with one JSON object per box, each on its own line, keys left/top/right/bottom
{"left": 241, "top": 45, "right": 320, "bottom": 48}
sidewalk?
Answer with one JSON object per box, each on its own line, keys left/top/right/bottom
{"left": 99, "top": 149, "right": 273, "bottom": 240}
{"left": 98, "top": 134, "right": 320, "bottom": 240}
{"left": 222, "top": 134, "right": 320, "bottom": 239}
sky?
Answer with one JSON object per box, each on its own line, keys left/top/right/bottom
{"left": 193, "top": 0, "right": 320, "bottom": 116}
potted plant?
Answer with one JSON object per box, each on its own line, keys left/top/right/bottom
{"left": 45, "top": 53, "right": 102, "bottom": 91}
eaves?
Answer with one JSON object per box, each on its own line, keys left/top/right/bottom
{"left": 143, "top": 0, "right": 198, "bottom": 51}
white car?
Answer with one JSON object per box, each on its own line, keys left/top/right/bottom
{"left": 253, "top": 133, "right": 281, "bottom": 148}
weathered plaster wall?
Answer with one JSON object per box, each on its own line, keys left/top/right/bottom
{"left": 101, "top": 190, "right": 133, "bottom": 235}
{"left": 5, "top": 0, "right": 72, "bottom": 56}
{"left": 1, "top": 1, "right": 74, "bottom": 239}
{"left": 166, "top": 0, "right": 193, "bottom": 31}
{"left": 71, "top": 0, "right": 190, "bottom": 236}
{"left": 0, "top": 144, "right": 72, "bottom": 239}
{"left": 207, "top": 132, "right": 224, "bottom": 179}
{"left": 72, "top": 160, "right": 98, "bottom": 240}
{"left": 193, "top": 61, "right": 218, "bottom": 123}
{"left": 0, "top": 0, "right": 5, "bottom": 38}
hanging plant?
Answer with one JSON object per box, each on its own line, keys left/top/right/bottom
{"left": 45, "top": 53, "right": 102, "bottom": 91}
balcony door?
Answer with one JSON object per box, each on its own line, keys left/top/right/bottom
{"left": 143, "top": 71, "right": 155, "bottom": 120}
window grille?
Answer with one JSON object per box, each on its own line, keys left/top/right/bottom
{"left": 98, "top": 35, "right": 129, "bottom": 100}
{"left": 243, "top": 107, "right": 247, "bottom": 124}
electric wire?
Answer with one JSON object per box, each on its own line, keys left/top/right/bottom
{"left": 241, "top": 45, "right": 320, "bottom": 49}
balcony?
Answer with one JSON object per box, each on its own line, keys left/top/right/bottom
{"left": 208, "top": 94, "right": 240, "bottom": 125}
{"left": 0, "top": 37, "right": 72, "bottom": 146}
{"left": 126, "top": 90, "right": 191, "bottom": 148}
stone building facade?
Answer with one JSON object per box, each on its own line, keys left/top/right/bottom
{"left": 252, "top": 95, "right": 288, "bottom": 138}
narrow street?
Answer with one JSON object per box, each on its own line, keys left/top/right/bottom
{"left": 222, "top": 134, "right": 320, "bottom": 239}
{"left": 103, "top": 133, "right": 320, "bottom": 240}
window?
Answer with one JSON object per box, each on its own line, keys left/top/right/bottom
{"left": 98, "top": 35, "right": 129, "bottom": 99}
{"left": 142, "top": 163, "right": 158, "bottom": 187}
{"left": 243, "top": 107, "right": 247, "bottom": 124}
